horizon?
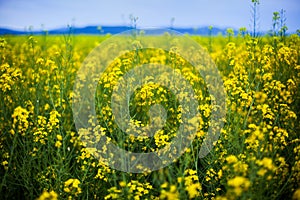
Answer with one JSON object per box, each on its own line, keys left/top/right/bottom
{"left": 1, "top": 24, "right": 295, "bottom": 36}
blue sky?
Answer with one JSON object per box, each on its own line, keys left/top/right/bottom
{"left": 0, "top": 0, "right": 299, "bottom": 32}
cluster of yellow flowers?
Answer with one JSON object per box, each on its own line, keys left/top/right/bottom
{"left": 0, "top": 32, "right": 299, "bottom": 199}
{"left": 182, "top": 169, "right": 202, "bottom": 198}
{"left": 104, "top": 179, "right": 153, "bottom": 199}
{"left": 37, "top": 190, "right": 58, "bottom": 200}
{"left": 159, "top": 182, "right": 179, "bottom": 199}
{"left": 64, "top": 178, "right": 82, "bottom": 197}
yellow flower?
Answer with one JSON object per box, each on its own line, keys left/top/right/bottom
{"left": 257, "top": 168, "right": 267, "bottom": 176}
{"left": 159, "top": 184, "right": 179, "bottom": 200}
{"left": 1, "top": 160, "right": 8, "bottom": 170}
{"left": 227, "top": 176, "right": 250, "bottom": 196}
{"left": 56, "top": 134, "right": 63, "bottom": 141}
{"left": 0, "top": 63, "right": 22, "bottom": 92}
{"left": 256, "top": 157, "right": 276, "bottom": 171}
{"left": 47, "top": 110, "right": 61, "bottom": 132}
{"left": 64, "top": 178, "right": 82, "bottom": 196}
{"left": 37, "top": 190, "right": 58, "bottom": 200}
{"left": 261, "top": 157, "right": 274, "bottom": 170}
{"left": 183, "top": 169, "right": 201, "bottom": 198}
{"left": 104, "top": 186, "right": 121, "bottom": 199}
{"left": 64, "top": 179, "right": 74, "bottom": 187}
{"left": 255, "top": 91, "right": 267, "bottom": 103}
{"left": 72, "top": 179, "right": 80, "bottom": 188}
{"left": 11, "top": 106, "right": 30, "bottom": 135}
{"left": 119, "top": 181, "right": 126, "bottom": 187}
{"left": 218, "top": 170, "right": 223, "bottom": 179}
{"left": 293, "top": 188, "right": 300, "bottom": 200}
{"left": 226, "top": 155, "right": 238, "bottom": 164}
{"left": 36, "top": 58, "right": 44, "bottom": 64}
{"left": 186, "top": 182, "right": 202, "bottom": 199}
{"left": 55, "top": 141, "right": 62, "bottom": 148}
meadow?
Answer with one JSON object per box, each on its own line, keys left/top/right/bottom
{"left": 0, "top": 30, "right": 299, "bottom": 200}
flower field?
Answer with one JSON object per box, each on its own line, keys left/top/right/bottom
{"left": 0, "top": 31, "right": 300, "bottom": 200}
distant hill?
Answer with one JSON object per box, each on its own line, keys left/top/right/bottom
{"left": 0, "top": 25, "right": 238, "bottom": 36}
{"left": 0, "top": 28, "right": 26, "bottom": 35}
